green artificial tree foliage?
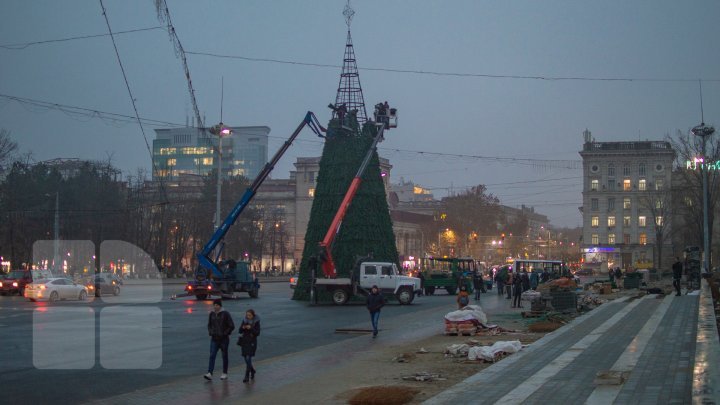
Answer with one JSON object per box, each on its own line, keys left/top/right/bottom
{"left": 293, "top": 112, "right": 399, "bottom": 301}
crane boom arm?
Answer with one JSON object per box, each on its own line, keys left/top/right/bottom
{"left": 197, "top": 112, "right": 325, "bottom": 278}
{"left": 318, "top": 123, "right": 386, "bottom": 278}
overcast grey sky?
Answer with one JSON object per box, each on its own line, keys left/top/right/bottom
{"left": 1, "top": 0, "right": 718, "bottom": 228}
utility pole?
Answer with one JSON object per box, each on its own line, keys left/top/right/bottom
{"left": 691, "top": 122, "right": 715, "bottom": 274}
{"left": 53, "top": 192, "right": 59, "bottom": 273}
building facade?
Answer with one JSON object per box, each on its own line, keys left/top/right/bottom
{"left": 152, "top": 126, "right": 270, "bottom": 181}
{"left": 579, "top": 131, "right": 675, "bottom": 272}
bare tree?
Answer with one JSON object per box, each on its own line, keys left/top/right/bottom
{"left": 0, "top": 129, "right": 18, "bottom": 167}
{"left": 639, "top": 187, "right": 674, "bottom": 271}
{"left": 667, "top": 129, "right": 719, "bottom": 266}
{"left": 442, "top": 185, "right": 502, "bottom": 257}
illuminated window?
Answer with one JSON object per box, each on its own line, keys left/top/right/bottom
{"left": 655, "top": 216, "right": 663, "bottom": 226}
{"left": 638, "top": 216, "right": 646, "bottom": 227}
{"left": 202, "top": 158, "right": 213, "bottom": 165}
{"left": 608, "top": 233, "right": 616, "bottom": 244}
{"left": 623, "top": 216, "right": 631, "bottom": 226}
{"left": 638, "top": 179, "right": 646, "bottom": 191}
{"left": 608, "top": 216, "right": 616, "bottom": 227}
{"left": 623, "top": 179, "right": 631, "bottom": 191}
{"left": 591, "top": 234, "right": 599, "bottom": 245}
{"left": 623, "top": 198, "right": 631, "bottom": 209}
{"left": 167, "top": 158, "right": 176, "bottom": 166}
{"left": 639, "top": 163, "right": 646, "bottom": 176}
{"left": 308, "top": 188, "right": 315, "bottom": 197}
{"left": 608, "top": 198, "right": 615, "bottom": 210}
{"left": 655, "top": 179, "right": 664, "bottom": 190}
{"left": 639, "top": 233, "right": 647, "bottom": 245}
{"left": 591, "top": 216, "right": 599, "bottom": 227}
{"left": 623, "top": 234, "right": 630, "bottom": 244}
{"left": 656, "top": 200, "right": 664, "bottom": 209}
{"left": 591, "top": 199, "right": 599, "bottom": 211}
{"left": 159, "top": 147, "right": 177, "bottom": 155}
{"left": 591, "top": 179, "right": 599, "bottom": 191}
{"left": 685, "top": 196, "right": 693, "bottom": 206}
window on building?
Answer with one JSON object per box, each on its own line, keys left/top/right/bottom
{"left": 623, "top": 216, "right": 631, "bottom": 226}
{"left": 639, "top": 163, "right": 646, "bottom": 176}
{"left": 623, "top": 198, "right": 631, "bottom": 209}
{"left": 656, "top": 200, "right": 664, "bottom": 209}
{"left": 623, "top": 165, "right": 631, "bottom": 176}
{"left": 623, "top": 233, "right": 631, "bottom": 244}
{"left": 608, "top": 216, "right": 616, "bottom": 227}
{"left": 608, "top": 233, "right": 616, "bottom": 244}
{"left": 608, "top": 198, "right": 615, "bottom": 211}
{"left": 685, "top": 196, "right": 693, "bottom": 207}
{"left": 591, "top": 198, "right": 599, "bottom": 211}
{"left": 608, "top": 178, "right": 616, "bottom": 191}
{"left": 308, "top": 188, "right": 315, "bottom": 197}
{"left": 202, "top": 157, "right": 213, "bottom": 165}
{"left": 591, "top": 234, "right": 599, "bottom": 245}
{"left": 591, "top": 179, "right": 599, "bottom": 191}
{"left": 608, "top": 164, "right": 615, "bottom": 177}
{"left": 639, "top": 233, "right": 647, "bottom": 245}
{"left": 305, "top": 171, "right": 315, "bottom": 183}
{"left": 167, "top": 158, "right": 176, "bottom": 166}
{"left": 656, "top": 216, "right": 663, "bottom": 226}
{"left": 591, "top": 216, "right": 599, "bottom": 227}
{"left": 623, "top": 179, "right": 632, "bottom": 191}
{"left": 638, "top": 179, "right": 646, "bottom": 191}
{"left": 655, "top": 179, "right": 664, "bottom": 190}
{"left": 638, "top": 216, "right": 646, "bottom": 227}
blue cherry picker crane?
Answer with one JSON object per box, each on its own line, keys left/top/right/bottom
{"left": 171, "top": 112, "right": 326, "bottom": 300}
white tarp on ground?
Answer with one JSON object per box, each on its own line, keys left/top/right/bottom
{"left": 444, "top": 304, "right": 488, "bottom": 325}
{"left": 467, "top": 340, "right": 523, "bottom": 362}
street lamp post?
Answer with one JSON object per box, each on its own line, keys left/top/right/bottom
{"left": 691, "top": 122, "right": 715, "bottom": 274}
{"left": 210, "top": 123, "right": 232, "bottom": 230}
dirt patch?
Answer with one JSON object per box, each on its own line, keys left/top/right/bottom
{"left": 347, "top": 386, "right": 420, "bottom": 405}
{"left": 528, "top": 320, "right": 563, "bottom": 333}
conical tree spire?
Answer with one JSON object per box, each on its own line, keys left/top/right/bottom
{"left": 334, "top": 30, "right": 368, "bottom": 124}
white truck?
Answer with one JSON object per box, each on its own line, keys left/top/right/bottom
{"left": 313, "top": 261, "right": 421, "bottom": 305}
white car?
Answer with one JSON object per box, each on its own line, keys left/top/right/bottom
{"left": 24, "top": 277, "right": 88, "bottom": 302}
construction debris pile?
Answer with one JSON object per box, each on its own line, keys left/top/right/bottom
{"left": 443, "top": 305, "right": 488, "bottom": 336}
{"left": 444, "top": 340, "right": 523, "bottom": 363}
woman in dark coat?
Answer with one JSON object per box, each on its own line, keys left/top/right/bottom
{"left": 238, "top": 309, "right": 261, "bottom": 382}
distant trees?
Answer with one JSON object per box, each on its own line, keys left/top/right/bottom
{"left": 441, "top": 185, "right": 502, "bottom": 257}
{"left": 0, "top": 129, "right": 18, "bottom": 168}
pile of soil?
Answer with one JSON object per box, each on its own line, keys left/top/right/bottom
{"left": 348, "top": 386, "right": 420, "bottom": 405}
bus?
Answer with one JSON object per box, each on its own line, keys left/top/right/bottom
{"left": 511, "top": 259, "right": 564, "bottom": 277}
{"left": 418, "top": 257, "right": 477, "bottom": 295}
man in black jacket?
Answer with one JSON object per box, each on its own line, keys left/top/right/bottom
{"left": 672, "top": 257, "right": 683, "bottom": 297}
{"left": 366, "top": 285, "right": 386, "bottom": 338}
{"left": 205, "top": 299, "right": 235, "bottom": 381}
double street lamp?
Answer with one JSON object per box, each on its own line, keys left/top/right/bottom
{"left": 691, "top": 122, "right": 715, "bottom": 274}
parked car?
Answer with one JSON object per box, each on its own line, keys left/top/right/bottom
{"left": 84, "top": 275, "right": 121, "bottom": 297}
{"left": 0, "top": 269, "right": 53, "bottom": 296}
{"left": 289, "top": 274, "right": 298, "bottom": 289}
{"left": 25, "top": 277, "right": 88, "bottom": 302}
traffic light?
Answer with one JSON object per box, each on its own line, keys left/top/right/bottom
{"left": 501, "top": 233, "right": 505, "bottom": 241}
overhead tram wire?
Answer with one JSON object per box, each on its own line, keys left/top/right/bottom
{"left": 0, "top": 26, "right": 165, "bottom": 50}
{"left": 98, "top": 0, "right": 168, "bottom": 205}
{"left": 185, "top": 51, "right": 720, "bottom": 83}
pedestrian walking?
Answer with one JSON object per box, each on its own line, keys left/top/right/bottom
{"left": 672, "top": 257, "right": 683, "bottom": 296}
{"left": 238, "top": 309, "right": 261, "bottom": 382}
{"left": 614, "top": 267, "right": 622, "bottom": 283}
{"left": 418, "top": 271, "right": 425, "bottom": 296}
{"left": 521, "top": 270, "right": 531, "bottom": 292}
{"left": 366, "top": 285, "right": 386, "bottom": 338}
{"left": 505, "top": 271, "right": 514, "bottom": 299}
{"left": 204, "top": 299, "right": 235, "bottom": 381}
{"left": 457, "top": 286, "right": 470, "bottom": 309}
{"left": 472, "top": 271, "right": 483, "bottom": 301}
{"left": 496, "top": 268, "right": 505, "bottom": 297}
{"left": 512, "top": 272, "right": 523, "bottom": 308}
{"left": 529, "top": 270, "right": 539, "bottom": 290}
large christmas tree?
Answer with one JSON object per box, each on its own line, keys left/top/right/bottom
{"left": 292, "top": 113, "right": 399, "bottom": 301}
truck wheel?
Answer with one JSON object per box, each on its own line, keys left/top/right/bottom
{"left": 425, "top": 286, "right": 435, "bottom": 295}
{"left": 249, "top": 286, "right": 259, "bottom": 298}
{"left": 331, "top": 288, "right": 349, "bottom": 305}
{"left": 396, "top": 287, "right": 414, "bottom": 305}
{"left": 445, "top": 286, "right": 457, "bottom": 295}
{"left": 195, "top": 294, "right": 207, "bottom": 300}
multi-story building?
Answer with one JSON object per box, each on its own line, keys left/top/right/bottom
{"left": 152, "top": 125, "right": 270, "bottom": 181}
{"left": 579, "top": 130, "right": 676, "bottom": 271}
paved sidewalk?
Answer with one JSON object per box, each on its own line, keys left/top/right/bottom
{"left": 425, "top": 281, "right": 720, "bottom": 404}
